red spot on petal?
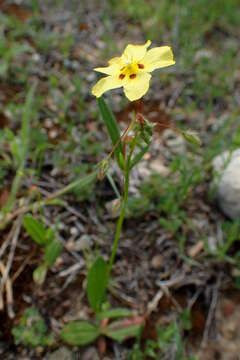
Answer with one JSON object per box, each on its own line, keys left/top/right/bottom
{"left": 119, "top": 74, "right": 125, "bottom": 80}
{"left": 129, "top": 74, "right": 137, "bottom": 79}
{"left": 138, "top": 63, "right": 144, "bottom": 69}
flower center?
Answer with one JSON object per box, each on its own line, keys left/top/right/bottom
{"left": 118, "top": 62, "right": 145, "bottom": 80}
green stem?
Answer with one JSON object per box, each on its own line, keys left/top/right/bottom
{"left": 108, "top": 132, "right": 138, "bottom": 276}
{"left": 108, "top": 164, "right": 130, "bottom": 275}
{"left": 2, "top": 165, "right": 25, "bottom": 215}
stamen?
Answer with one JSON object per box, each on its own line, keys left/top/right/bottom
{"left": 119, "top": 74, "right": 125, "bottom": 80}
{"left": 138, "top": 63, "right": 144, "bottom": 69}
{"left": 120, "top": 66, "right": 125, "bottom": 71}
{"left": 129, "top": 74, "right": 136, "bottom": 79}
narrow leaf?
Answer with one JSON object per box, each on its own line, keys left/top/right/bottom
{"left": 97, "top": 308, "right": 134, "bottom": 321}
{"left": 87, "top": 257, "right": 108, "bottom": 313}
{"left": 56, "top": 170, "right": 98, "bottom": 197}
{"left": 44, "top": 239, "right": 62, "bottom": 267}
{"left": 23, "top": 214, "right": 47, "bottom": 246}
{"left": 61, "top": 321, "right": 99, "bottom": 346}
{"left": 33, "top": 264, "right": 47, "bottom": 285}
{"left": 98, "top": 97, "right": 123, "bottom": 168}
{"left": 181, "top": 130, "right": 201, "bottom": 147}
{"left": 130, "top": 144, "right": 150, "bottom": 169}
{"left": 20, "top": 84, "right": 36, "bottom": 161}
{"left": 45, "top": 228, "right": 56, "bottom": 244}
{"left": 103, "top": 321, "right": 141, "bottom": 342}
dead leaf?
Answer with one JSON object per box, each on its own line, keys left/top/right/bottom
{"left": 188, "top": 241, "right": 204, "bottom": 258}
{"left": 1, "top": 3, "right": 32, "bottom": 22}
{"left": 78, "top": 23, "right": 89, "bottom": 31}
{"left": 0, "top": 112, "right": 9, "bottom": 129}
{"left": 0, "top": 188, "right": 9, "bottom": 208}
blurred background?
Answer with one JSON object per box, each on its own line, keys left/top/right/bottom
{"left": 0, "top": 0, "right": 240, "bottom": 359}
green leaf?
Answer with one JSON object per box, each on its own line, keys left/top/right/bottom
{"left": 20, "top": 84, "right": 36, "bottom": 161}
{"left": 103, "top": 321, "right": 141, "bottom": 342}
{"left": 87, "top": 257, "right": 108, "bottom": 313}
{"left": 23, "top": 215, "right": 47, "bottom": 246}
{"left": 45, "top": 228, "right": 56, "bottom": 244}
{"left": 58, "top": 170, "right": 98, "bottom": 197}
{"left": 97, "top": 308, "right": 134, "bottom": 321}
{"left": 0, "top": 61, "right": 8, "bottom": 76}
{"left": 98, "top": 97, "right": 123, "bottom": 169}
{"left": 44, "top": 239, "right": 62, "bottom": 267}
{"left": 130, "top": 144, "right": 150, "bottom": 169}
{"left": 33, "top": 264, "right": 47, "bottom": 285}
{"left": 181, "top": 130, "right": 201, "bottom": 147}
{"left": 61, "top": 321, "right": 99, "bottom": 345}
{"left": 179, "top": 309, "right": 192, "bottom": 331}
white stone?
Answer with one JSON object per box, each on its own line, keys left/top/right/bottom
{"left": 149, "top": 159, "right": 170, "bottom": 176}
{"left": 73, "top": 235, "right": 93, "bottom": 251}
{"left": 212, "top": 149, "right": 240, "bottom": 219}
{"left": 82, "top": 347, "right": 100, "bottom": 360}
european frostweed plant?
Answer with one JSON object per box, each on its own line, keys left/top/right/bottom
{"left": 62, "top": 40, "right": 197, "bottom": 347}
{"left": 61, "top": 41, "right": 177, "bottom": 348}
{"left": 92, "top": 40, "right": 175, "bottom": 101}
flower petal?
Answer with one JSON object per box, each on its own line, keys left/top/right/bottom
{"left": 142, "top": 46, "right": 175, "bottom": 72}
{"left": 122, "top": 40, "right": 151, "bottom": 63}
{"left": 123, "top": 72, "right": 151, "bottom": 101}
{"left": 108, "top": 56, "right": 122, "bottom": 65}
{"left": 92, "top": 76, "right": 123, "bottom": 98}
{"left": 94, "top": 63, "right": 119, "bottom": 75}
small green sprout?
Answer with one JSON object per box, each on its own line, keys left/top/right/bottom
{"left": 23, "top": 214, "right": 62, "bottom": 285}
{"left": 12, "top": 307, "right": 54, "bottom": 348}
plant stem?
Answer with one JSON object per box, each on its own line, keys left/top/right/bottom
{"left": 139, "top": 98, "right": 143, "bottom": 115}
{"left": 2, "top": 166, "right": 25, "bottom": 215}
{"left": 107, "top": 126, "right": 139, "bottom": 276}
{"left": 108, "top": 164, "right": 130, "bottom": 275}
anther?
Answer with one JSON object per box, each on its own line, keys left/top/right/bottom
{"left": 129, "top": 74, "right": 136, "bottom": 79}
{"left": 119, "top": 74, "right": 125, "bottom": 80}
{"left": 138, "top": 64, "right": 144, "bottom": 69}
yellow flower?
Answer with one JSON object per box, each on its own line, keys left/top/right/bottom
{"left": 92, "top": 40, "right": 175, "bottom": 102}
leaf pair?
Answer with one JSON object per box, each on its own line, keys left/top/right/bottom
{"left": 61, "top": 316, "right": 142, "bottom": 346}
{"left": 61, "top": 256, "right": 143, "bottom": 346}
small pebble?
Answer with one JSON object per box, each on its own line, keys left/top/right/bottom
{"left": 151, "top": 254, "right": 164, "bottom": 269}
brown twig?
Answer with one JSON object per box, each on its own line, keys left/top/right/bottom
{"left": 0, "top": 260, "right": 15, "bottom": 318}
{"left": 11, "top": 252, "right": 34, "bottom": 283}
{"left": 201, "top": 284, "right": 218, "bottom": 349}
{"left": 0, "top": 225, "right": 15, "bottom": 259}
{"left": 1, "top": 216, "right": 22, "bottom": 288}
